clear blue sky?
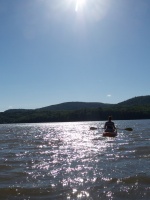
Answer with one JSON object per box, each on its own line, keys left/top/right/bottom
{"left": 0, "top": 0, "right": 150, "bottom": 112}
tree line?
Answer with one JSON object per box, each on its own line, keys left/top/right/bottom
{"left": 0, "top": 105, "right": 150, "bottom": 124}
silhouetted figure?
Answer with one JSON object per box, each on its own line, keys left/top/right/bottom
{"left": 104, "top": 116, "right": 116, "bottom": 132}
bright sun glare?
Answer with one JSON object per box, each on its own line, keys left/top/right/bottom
{"left": 75, "top": 0, "right": 86, "bottom": 12}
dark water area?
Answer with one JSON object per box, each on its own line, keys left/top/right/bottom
{"left": 0, "top": 120, "right": 150, "bottom": 200}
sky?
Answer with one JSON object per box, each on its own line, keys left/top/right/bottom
{"left": 0, "top": 0, "right": 150, "bottom": 112}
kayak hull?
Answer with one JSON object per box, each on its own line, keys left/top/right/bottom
{"left": 103, "top": 131, "right": 117, "bottom": 137}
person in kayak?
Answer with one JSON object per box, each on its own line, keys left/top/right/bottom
{"left": 104, "top": 116, "right": 116, "bottom": 132}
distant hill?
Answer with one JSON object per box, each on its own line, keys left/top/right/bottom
{"left": 4, "top": 109, "right": 33, "bottom": 113}
{"left": 36, "top": 102, "right": 114, "bottom": 111}
{"left": 117, "top": 95, "right": 150, "bottom": 106}
{"left": 1, "top": 95, "right": 150, "bottom": 123}
{"left": 4, "top": 95, "right": 150, "bottom": 113}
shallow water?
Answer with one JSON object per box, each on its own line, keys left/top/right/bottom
{"left": 0, "top": 120, "right": 150, "bottom": 200}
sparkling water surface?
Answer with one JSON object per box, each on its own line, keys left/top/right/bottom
{"left": 0, "top": 120, "right": 150, "bottom": 200}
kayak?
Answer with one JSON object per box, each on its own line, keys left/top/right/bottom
{"left": 103, "top": 130, "right": 117, "bottom": 137}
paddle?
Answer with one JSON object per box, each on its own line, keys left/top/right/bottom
{"left": 117, "top": 128, "right": 133, "bottom": 131}
{"left": 90, "top": 127, "right": 99, "bottom": 130}
{"left": 90, "top": 127, "right": 133, "bottom": 131}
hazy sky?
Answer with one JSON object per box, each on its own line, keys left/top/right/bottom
{"left": 0, "top": 0, "right": 150, "bottom": 111}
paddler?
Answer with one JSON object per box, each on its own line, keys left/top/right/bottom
{"left": 104, "top": 116, "right": 116, "bottom": 132}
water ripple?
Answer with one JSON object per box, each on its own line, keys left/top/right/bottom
{"left": 0, "top": 120, "right": 150, "bottom": 199}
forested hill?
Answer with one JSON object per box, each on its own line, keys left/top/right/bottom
{"left": 4, "top": 95, "right": 150, "bottom": 113}
{"left": 117, "top": 95, "right": 150, "bottom": 106}
{"left": 1, "top": 95, "right": 150, "bottom": 123}
{"left": 36, "top": 102, "right": 114, "bottom": 111}
{"left": 37, "top": 96, "right": 150, "bottom": 110}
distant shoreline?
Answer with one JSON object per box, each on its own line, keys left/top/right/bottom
{"left": 0, "top": 96, "right": 150, "bottom": 124}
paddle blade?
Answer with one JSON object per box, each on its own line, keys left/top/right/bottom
{"left": 90, "top": 127, "right": 97, "bottom": 130}
{"left": 124, "top": 128, "right": 133, "bottom": 131}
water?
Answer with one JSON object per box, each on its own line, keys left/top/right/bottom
{"left": 0, "top": 120, "right": 149, "bottom": 200}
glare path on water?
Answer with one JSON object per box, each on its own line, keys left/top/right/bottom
{"left": 0, "top": 120, "right": 150, "bottom": 199}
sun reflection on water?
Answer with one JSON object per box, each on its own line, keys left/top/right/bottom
{"left": 25, "top": 122, "right": 118, "bottom": 193}
{"left": 2, "top": 122, "right": 135, "bottom": 199}
{"left": 1, "top": 120, "right": 149, "bottom": 199}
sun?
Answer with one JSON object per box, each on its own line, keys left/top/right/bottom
{"left": 75, "top": 0, "right": 86, "bottom": 12}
